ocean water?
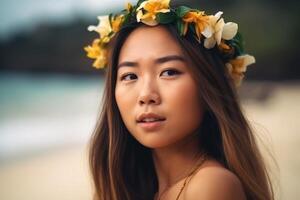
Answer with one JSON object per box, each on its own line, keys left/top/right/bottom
{"left": 0, "top": 72, "right": 104, "bottom": 161}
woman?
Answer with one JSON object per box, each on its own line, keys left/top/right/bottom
{"left": 85, "top": 1, "right": 274, "bottom": 200}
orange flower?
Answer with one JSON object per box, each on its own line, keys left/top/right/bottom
{"left": 182, "top": 11, "right": 210, "bottom": 40}
{"left": 111, "top": 14, "right": 124, "bottom": 33}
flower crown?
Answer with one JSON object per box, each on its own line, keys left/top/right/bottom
{"left": 84, "top": 0, "right": 255, "bottom": 87}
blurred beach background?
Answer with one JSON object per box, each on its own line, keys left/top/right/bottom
{"left": 0, "top": 0, "right": 299, "bottom": 199}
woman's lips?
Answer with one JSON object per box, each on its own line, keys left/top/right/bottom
{"left": 137, "top": 119, "right": 166, "bottom": 131}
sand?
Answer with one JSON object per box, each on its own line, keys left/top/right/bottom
{"left": 0, "top": 146, "right": 93, "bottom": 200}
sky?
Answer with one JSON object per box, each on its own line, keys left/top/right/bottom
{"left": 0, "top": 0, "right": 136, "bottom": 39}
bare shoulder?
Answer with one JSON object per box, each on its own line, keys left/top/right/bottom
{"left": 182, "top": 159, "right": 247, "bottom": 200}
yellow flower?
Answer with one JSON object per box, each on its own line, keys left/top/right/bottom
{"left": 85, "top": 13, "right": 125, "bottom": 69}
{"left": 182, "top": 11, "right": 211, "bottom": 41}
{"left": 136, "top": 0, "right": 170, "bottom": 26}
{"left": 111, "top": 14, "right": 125, "bottom": 33}
{"left": 84, "top": 39, "right": 108, "bottom": 69}
{"left": 204, "top": 11, "right": 238, "bottom": 49}
{"left": 226, "top": 54, "right": 255, "bottom": 87}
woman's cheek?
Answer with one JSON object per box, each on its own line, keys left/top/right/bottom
{"left": 115, "top": 85, "right": 137, "bottom": 125}
{"left": 166, "top": 79, "right": 203, "bottom": 127}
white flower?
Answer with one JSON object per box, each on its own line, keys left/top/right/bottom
{"left": 204, "top": 11, "right": 238, "bottom": 49}
{"left": 87, "top": 15, "right": 111, "bottom": 38}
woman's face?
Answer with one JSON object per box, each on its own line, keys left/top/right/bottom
{"left": 115, "top": 25, "right": 204, "bottom": 149}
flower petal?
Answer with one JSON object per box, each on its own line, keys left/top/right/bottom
{"left": 201, "top": 25, "right": 213, "bottom": 38}
{"left": 183, "top": 23, "right": 189, "bottom": 35}
{"left": 97, "top": 15, "right": 110, "bottom": 26}
{"left": 214, "top": 11, "right": 223, "bottom": 21}
{"left": 111, "top": 15, "right": 124, "bottom": 32}
{"left": 195, "top": 26, "right": 201, "bottom": 41}
{"left": 204, "top": 36, "right": 217, "bottom": 49}
{"left": 222, "top": 22, "right": 238, "bottom": 40}
{"left": 158, "top": 8, "right": 170, "bottom": 13}
{"left": 87, "top": 15, "right": 111, "bottom": 37}
{"left": 93, "top": 54, "right": 107, "bottom": 69}
{"left": 207, "top": 11, "right": 223, "bottom": 27}
{"left": 141, "top": 18, "right": 158, "bottom": 26}
{"left": 136, "top": 10, "right": 143, "bottom": 22}
{"left": 137, "top": 1, "right": 147, "bottom": 11}
{"left": 87, "top": 25, "right": 97, "bottom": 32}
{"left": 230, "top": 54, "right": 255, "bottom": 74}
{"left": 215, "top": 18, "right": 224, "bottom": 45}
{"left": 240, "top": 54, "right": 256, "bottom": 69}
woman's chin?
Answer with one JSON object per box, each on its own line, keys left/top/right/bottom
{"left": 135, "top": 136, "right": 175, "bottom": 149}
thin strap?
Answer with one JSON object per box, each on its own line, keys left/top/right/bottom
{"left": 156, "top": 153, "right": 207, "bottom": 200}
{"left": 174, "top": 154, "right": 207, "bottom": 200}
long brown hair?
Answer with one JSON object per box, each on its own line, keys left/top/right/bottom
{"left": 89, "top": 22, "right": 274, "bottom": 200}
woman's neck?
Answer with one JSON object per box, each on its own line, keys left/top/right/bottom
{"left": 151, "top": 131, "right": 204, "bottom": 193}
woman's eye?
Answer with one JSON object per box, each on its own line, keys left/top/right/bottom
{"left": 120, "top": 73, "right": 137, "bottom": 81}
{"left": 160, "top": 69, "right": 181, "bottom": 77}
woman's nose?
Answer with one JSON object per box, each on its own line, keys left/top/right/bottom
{"left": 138, "top": 79, "right": 161, "bottom": 106}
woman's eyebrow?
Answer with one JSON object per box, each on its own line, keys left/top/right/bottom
{"left": 117, "top": 55, "right": 186, "bottom": 68}
{"left": 155, "top": 55, "right": 186, "bottom": 64}
{"left": 117, "top": 61, "right": 137, "bottom": 68}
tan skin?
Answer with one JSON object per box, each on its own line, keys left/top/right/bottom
{"left": 115, "top": 25, "right": 246, "bottom": 200}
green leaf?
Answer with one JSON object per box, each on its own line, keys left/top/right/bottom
{"left": 175, "top": 6, "right": 192, "bottom": 17}
{"left": 108, "top": 13, "right": 113, "bottom": 28}
{"left": 233, "top": 32, "right": 245, "bottom": 52}
{"left": 176, "top": 20, "right": 185, "bottom": 36}
{"left": 123, "top": 13, "right": 131, "bottom": 24}
{"left": 227, "top": 32, "right": 245, "bottom": 56}
{"left": 137, "top": 0, "right": 147, "bottom": 7}
{"left": 156, "top": 12, "right": 177, "bottom": 24}
{"left": 233, "top": 44, "right": 242, "bottom": 56}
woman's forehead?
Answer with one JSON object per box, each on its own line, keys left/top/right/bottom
{"left": 118, "top": 25, "right": 185, "bottom": 63}
{"left": 117, "top": 54, "right": 187, "bottom": 69}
